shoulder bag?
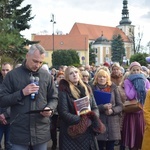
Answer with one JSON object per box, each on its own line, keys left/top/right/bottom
{"left": 123, "top": 99, "right": 143, "bottom": 113}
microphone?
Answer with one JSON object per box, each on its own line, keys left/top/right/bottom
{"left": 30, "top": 76, "right": 35, "bottom": 83}
{"left": 34, "top": 77, "right": 39, "bottom": 94}
{"left": 30, "top": 76, "right": 35, "bottom": 100}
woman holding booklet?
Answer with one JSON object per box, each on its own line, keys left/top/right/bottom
{"left": 58, "top": 66, "right": 105, "bottom": 150}
{"left": 92, "top": 69, "right": 123, "bottom": 150}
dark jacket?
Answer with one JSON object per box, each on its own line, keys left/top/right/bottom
{"left": 92, "top": 83, "right": 123, "bottom": 141}
{"left": 58, "top": 79, "right": 100, "bottom": 150}
{"left": 0, "top": 63, "right": 58, "bottom": 146}
{"left": 0, "top": 75, "right": 10, "bottom": 123}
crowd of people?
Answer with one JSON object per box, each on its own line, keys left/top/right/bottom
{"left": 0, "top": 43, "right": 150, "bottom": 150}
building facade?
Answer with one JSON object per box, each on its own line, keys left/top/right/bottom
{"left": 31, "top": 0, "right": 133, "bottom": 67}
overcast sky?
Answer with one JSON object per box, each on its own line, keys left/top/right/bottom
{"left": 21, "top": 0, "right": 150, "bottom": 46}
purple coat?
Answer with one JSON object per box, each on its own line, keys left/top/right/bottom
{"left": 122, "top": 77, "right": 150, "bottom": 149}
{"left": 124, "top": 78, "right": 150, "bottom": 100}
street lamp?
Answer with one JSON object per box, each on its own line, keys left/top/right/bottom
{"left": 50, "top": 14, "right": 56, "bottom": 51}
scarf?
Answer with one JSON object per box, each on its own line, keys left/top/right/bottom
{"left": 96, "top": 84, "right": 111, "bottom": 93}
{"left": 75, "top": 84, "right": 86, "bottom": 98}
{"left": 128, "top": 74, "right": 146, "bottom": 105}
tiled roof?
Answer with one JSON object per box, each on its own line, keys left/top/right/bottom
{"left": 33, "top": 34, "right": 89, "bottom": 51}
{"left": 69, "top": 22, "right": 130, "bottom": 42}
{"left": 32, "top": 22, "right": 130, "bottom": 51}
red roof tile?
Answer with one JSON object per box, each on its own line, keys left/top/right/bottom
{"left": 32, "top": 22, "right": 130, "bottom": 51}
{"left": 70, "top": 22, "right": 130, "bottom": 42}
{"left": 33, "top": 34, "right": 89, "bottom": 51}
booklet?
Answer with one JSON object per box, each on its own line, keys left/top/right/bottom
{"left": 73, "top": 96, "right": 91, "bottom": 116}
{"left": 93, "top": 90, "right": 111, "bottom": 105}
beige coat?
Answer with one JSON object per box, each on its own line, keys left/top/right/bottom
{"left": 92, "top": 83, "right": 123, "bottom": 141}
{"left": 118, "top": 85, "right": 127, "bottom": 103}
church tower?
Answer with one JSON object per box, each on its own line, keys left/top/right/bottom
{"left": 117, "top": 0, "right": 134, "bottom": 39}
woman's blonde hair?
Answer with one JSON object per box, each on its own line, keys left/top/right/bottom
{"left": 111, "top": 62, "right": 121, "bottom": 73}
{"left": 95, "top": 66, "right": 110, "bottom": 75}
{"left": 65, "top": 66, "right": 90, "bottom": 99}
{"left": 93, "top": 69, "right": 112, "bottom": 86}
{"left": 111, "top": 62, "right": 120, "bottom": 69}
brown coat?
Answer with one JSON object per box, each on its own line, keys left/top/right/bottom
{"left": 118, "top": 85, "right": 127, "bottom": 130}
{"left": 111, "top": 74, "right": 123, "bottom": 86}
{"left": 118, "top": 85, "right": 127, "bottom": 103}
{"left": 92, "top": 83, "right": 123, "bottom": 141}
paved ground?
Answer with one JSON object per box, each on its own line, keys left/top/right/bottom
{"left": 1, "top": 133, "right": 122, "bottom": 150}
{"left": 47, "top": 141, "right": 121, "bottom": 150}
{"left": 48, "top": 141, "right": 120, "bottom": 150}
{"left": 47, "top": 140, "right": 59, "bottom": 150}
{"left": 47, "top": 137, "right": 122, "bottom": 150}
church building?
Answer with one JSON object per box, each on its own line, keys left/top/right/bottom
{"left": 32, "top": 0, "right": 134, "bottom": 67}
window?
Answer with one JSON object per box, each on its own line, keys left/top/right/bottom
{"left": 95, "top": 48, "right": 97, "bottom": 53}
{"left": 60, "top": 41, "right": 64, "bottom": 45}
{"left": 106, "top": 47, "right": 109, "bottom": 54}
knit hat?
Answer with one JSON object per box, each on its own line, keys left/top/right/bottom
{"left": 103, "top": 62, "right": 110, "bottom": 67}
{"left": 129, "top": 61, "right": 141, "bottom": 70}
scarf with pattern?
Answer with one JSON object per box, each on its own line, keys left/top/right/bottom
{"left": 128, "top": 73, "right": 146, "bottom": 105}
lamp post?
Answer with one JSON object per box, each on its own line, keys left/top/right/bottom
{"left": 50, "top": 14, "right": 56, "bottom": 51}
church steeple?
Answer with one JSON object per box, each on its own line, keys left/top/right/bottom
{"left": 119, "top": 0, "right": 131, "bottom": 25}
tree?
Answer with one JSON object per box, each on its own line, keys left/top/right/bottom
{"left": 128, "top": 26, "right": 144, "bottom": 54}
{"left": 89, "top": 42, "right": 96, "bottom": 65}
{"left": 111, "top": 34, "right": 125, "bottom": 64}
{"left": 0, "top": 0, "right": 37, "bottom": 65}
{"left": 52, "top": 50, "right": 80, "bottom": 68}
{"left": 130, "top": 53, "right": 148, "bottom": 66}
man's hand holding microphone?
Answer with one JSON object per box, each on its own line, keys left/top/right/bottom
{"left": 22, "top": 75, "right": 53, "bottom": 117}
{"left": 22, "top": 76, "right": 39, "bottom": 98}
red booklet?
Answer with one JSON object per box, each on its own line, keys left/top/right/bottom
{"left": 73, "top": 96, "right": 91, "bottom": 116}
